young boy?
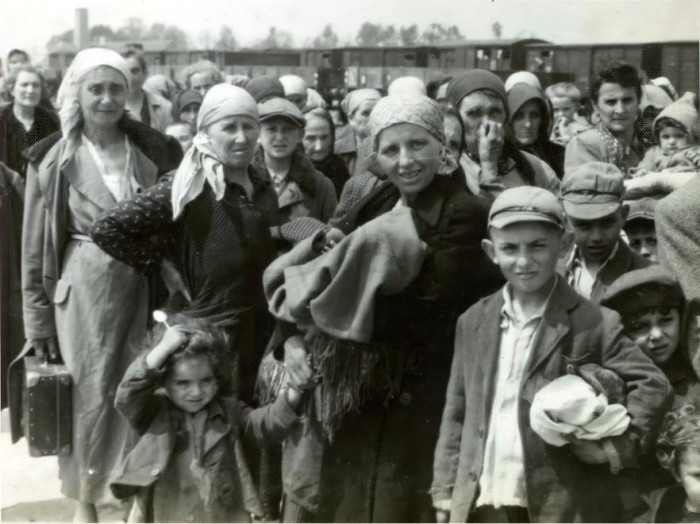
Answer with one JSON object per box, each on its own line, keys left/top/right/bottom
{"left": 561, "top": 162, "right": 650, "bottom": 303}
{"left": 110, "top": 316, "right": 306, "bottom": 522}
{"left": 545, "top": 82, "right": 591, "bottom": 146}
{"left": 431, "top": 186, "right": 671, "bottom": 523}
{"left": 624, "top": 197, "right": 659, "bottom": 262}
{"left": 165, "top": 121, "right": 195, "bottom": 154}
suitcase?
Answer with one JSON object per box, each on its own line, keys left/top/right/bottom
{"left": 22, "top": 356, "right": 72, "bottom": 457}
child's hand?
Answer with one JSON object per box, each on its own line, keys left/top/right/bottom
{"left": 436, "top": 509, "right": 450, "bottom": 523}
{"left": 567, "top": 437, "right": 608, "bottom": 464}
{"left": 146, "top": 326, "right": 189, "bottom": 370}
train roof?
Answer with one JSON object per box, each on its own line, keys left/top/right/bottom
{"left": 434, "top": 38, "right": 550, "bottom": 47}
{"left": 526, "top": 40, "right": 699, "bottom": 48}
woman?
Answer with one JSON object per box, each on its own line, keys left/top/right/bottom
{"left": 335, "top": 88, "right": 381, "bottom": 176}
{"left": 122, "top": 49, "right": 172, "bottom": 132}
{"left": 91, "top": 84, "right": 279, "bottom": 405}
{"left": 171, "top": 89, "right": 203, "bottom": 128}
{"left": 565, "top": 61, "right": 645, "bottom": 176}
{"left": 142, "top": 73, "right": 178, "bottom": 102}
{"left": 277, "top": 95, "right": 503, "bottom": 522}
{"left": 21, "top": 48, "right": 181, "bottom": 522}
{"left": 303, "top": 108, "right": 350, "bottom": 198}
{"left": 0, "top": 65, "right": 60, "bottom": 177}
{"left": 507, "top": 82, "right": 565, "bottom": 178}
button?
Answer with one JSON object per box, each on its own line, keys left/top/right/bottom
{"left": 398, "top": 392, "right": 413, "bottom": 406}
{"left": 469, "top": 472, "right": 478, "bottom": 482}
{"left": 151, "top": 468, "right": 160, "bottom": 477}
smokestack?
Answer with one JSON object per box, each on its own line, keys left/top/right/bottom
{"left": 74, "top": 8, "right": 89, "bottom": 49}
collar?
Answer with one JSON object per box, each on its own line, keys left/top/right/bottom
{"left": 171, "top": 396, "right": 228, "bottom": 426}
{"left": 254, "top": 146, "right": 317, "bottom": 197}
{"left": 501, "top": 275, "right": 559, "bottom": 327}
{"left": 567, "top": 239, "right": 620, "bottom": 275}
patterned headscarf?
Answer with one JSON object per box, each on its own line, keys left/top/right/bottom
{"left": 340, "top": 88, "right": 381, "bottom": 117}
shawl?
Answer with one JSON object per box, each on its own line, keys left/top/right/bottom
{"left": 340, "top": 88, "right": 381, "bottom": 117}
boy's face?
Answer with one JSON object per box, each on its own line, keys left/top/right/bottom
{"left": 659, "top": 125, "right": 689, "bottom": 154}
{"left": 166, "top": 124, "right": 194, "bottom": 154}
{"left": 165, "top": 355, "right": 218, "bottom": 413}
{"left": 259, "top": 117, "right": 302, "bottom": 160}
{"left": 550, "top": 96, "right": 578, "bottom": 124}
{"left": 567, "top": 208, "right": 627, "bottom": 264}
{"left": 624, "top": 221, "right": 658, "bottom": 262}
{"left": 483, "top": 222, "right": 569, "bottom": 297}
{"left": 626, "top": 306, "right": 681, "bottom": 364}
{"left": 677, "top": 448, "right": 700, "bottom": 511}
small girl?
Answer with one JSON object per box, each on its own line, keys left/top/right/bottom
{"left": 110, "top": 315, "right": 306, "bottom": 523}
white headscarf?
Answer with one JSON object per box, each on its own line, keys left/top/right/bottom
{"left": 56, "top": 48, "right": 131, "bottom": 156}
{"left": 170, "top": 84, "right": 259, "bottom": 219}
{"left": 279, "top": 75, "right": 307, "bottom": 96}
{"left": 387, "top": 76, "right": 427, "bottom": 97}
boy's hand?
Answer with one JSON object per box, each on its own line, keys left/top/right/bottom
{"left": 322, "top": 227, "right": 346, "bottom": 253}
{"left": 436, "top": 509, "right": 450, "bottom": 523}
{"left": 567, "top": 437, "right": 608, "bottom": 464}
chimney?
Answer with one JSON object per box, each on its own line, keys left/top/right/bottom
{"left": 74, "top": 8, "right": 89, "bottom": 49}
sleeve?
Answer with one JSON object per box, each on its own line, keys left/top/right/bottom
{"left": 536, "top": 158, "right": 561, "bottom": 194}
{"left": 237, "top": 393, "right": 301, "bottom": 447}
{"left": 317, "top": 174, "right": 338, "bottom": 223}
{"left": 636, "top": 148, "right": 658, "bottom": 172}
{"left": 565, "top": 132, "right": 604, "bottom": 170}
{"left": 90, "top": 180, "right": 175, "bottom": 272}
{"left": 114, "top": 355, "right": 168, "bottom": 434}
{"left": 21, "top": 162, "right": 55, "bottom": 340}
{"left": 431, "top": 314, "right": 468, "bottom": 505}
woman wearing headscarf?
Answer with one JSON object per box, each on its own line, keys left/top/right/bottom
{"left": 302, "top": 107, "right": 349, "bottom": 198}
{"left": 507, "top": 82, "right": 565, "bottom": 178}
{"left": 20, "top": 48, "right": 181, "bottom": 522}
{"left": 142, "top": 73, "right": 178, "bottom": 102}
{"left": 91, "top": 84, "right": 279, "bottom": 406}
{"left": 335, "top": 88, "right": 381, "bottom": 176}
{"left": 272, "top": 95, "right": 503, "bottom": 523}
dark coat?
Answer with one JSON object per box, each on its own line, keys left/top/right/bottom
{"left": 0, "top": 102, "right": 60, "bottom": 176}
{"left": 311, "top": 152, "right": 350, "bottom": 199}
{"left": 432, "top": 278, "right": 673, "bottom": 523}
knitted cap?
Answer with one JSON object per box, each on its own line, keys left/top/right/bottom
{"left": 600, "top": 266, "right": 684, "bottom": 316}
{"left": 447, "top": 70, "right": 507, "bottom": 112}
{"left": 245, "top": 76, "right": 285, "bottom": 103}
{"left": 653, "top": 91, "right": 699, "bottom": 139}
{"left": 560, "top": 162, "right": 625, "bottom": 220}
{"left": 489, "top": 186, "right": 565, "bottom": 229}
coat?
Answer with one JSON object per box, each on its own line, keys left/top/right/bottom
{"left": 565, "top": 125, "right": 645, "bottom": 177}
{"left": 334, "top": 125, "right": 371, "bottom": 177}
{"left": 431, "top": 278, "right": 673, "bottom": 523}
{"left": 0, "top": 101, "right": 60, "bottom": 176}
{"left": 110, "top": 356, "right": 301, "bottom": 522}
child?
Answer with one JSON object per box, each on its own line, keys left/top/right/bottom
{"left": 431, "top": 186, "right": 672, "bottom": 523}
{"left": 110, "top": 315, "right": 306, "bottom": 523}
{"left": 545, "top": 82, "right": 591, "bottom": 146}
{"left": 165, "top": 121, "right": 195, "bottom": 155}
{"left": 635, "top": 92, "right": 700, "bottom": 174}
{"left": 624, "top": 197, "right": 659, "bottom": 262}
{"left": 601, "top": 266, "right": 700, "bottom": 409}
{"left": 561, "top": 162, "right": 650, "bottom": 303}
{"left": 642, "top": 404, "right": 700, "bottom": 522}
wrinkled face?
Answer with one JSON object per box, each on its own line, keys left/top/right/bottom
{"left": 259, "top": 117, "right": 302, "bottom": 160}
{"left": 203, "top": 115, "right": 259, "bottom": 170}
{"left": 444, "top": 114, "right": 463, "bottom": 162}
{"left": 165, "top": 123, "right": 194, "bottom": 154}
{"left": 567, "top": 208, "right": 626, "bottom": 264}
{"left": 179, "top": 102, "right": 201, "bottom": 127}
{"left": 550, "top": 96, "right": 578, "bottom": 124}
{"left": 484, "top": 222, "right": 565, "bottom": 297}
{"left": 659, "top": 125, "right": 689, "bottom": 154}
{"left": 303, "top": 116, "right": 332, "bottom": 162}
{"left": 125, "top": 56, "right": 144, "bottom": 90}
{"left": 189, "top": 71, "right": 217, "bottom": 97}
{"left": 376, "top": 123, "right": 441, "bottom": 201}
{"left": 79, "top": 66, "right": 127, "bottom": 128}
{"left": 625, "top": 221, "right": 658, "bottom": 262}
{"left": 165, "top": 356, "right": 218, "bottom": 414}
{"left": 12, "top": 71, "right": 41, "bottom": 108}
{"left": 595, "top": 83, "right": 640, "bottom": 135}
{"left": 286, "top": 93, "right": 307, "bottom": 111}
{"left": 512, "top": 99, "right": 543, "bottom": 146}
{"left": 678, "top": 448, "right": 700, "bottom": 511}
{"left": 625, "top": 306, "right": 680, "bottom": 364}
{"left": 349, "top": 99, "right": 377, "bottom": 140}
{"left": 7, "top": 52, "right": 28, "bottom": 73}
{"left": 457, "top": 91, "right": 506, "bottom": 155}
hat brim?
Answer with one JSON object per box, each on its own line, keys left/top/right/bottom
{"left": 260, "top": 113, "right": 305, "bottom": 128}
{"left": 562, "top": 201, "right": 621, "bottom": 221}
{"left": 489, "top": 211, "right": 563, "bottom": 230}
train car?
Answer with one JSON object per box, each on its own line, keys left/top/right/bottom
{"left": 434, "top": 38, "right": 548, "bottom": 71}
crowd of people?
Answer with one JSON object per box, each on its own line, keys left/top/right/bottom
{"left": 1, "top": 44, "right": 700, "bottom": 523}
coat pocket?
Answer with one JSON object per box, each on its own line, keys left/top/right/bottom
{"left": 53, "top": 279, "right": 71, "bottom": 305}
{"left": 209, "top": 464, "right": 245, "bottom": 508}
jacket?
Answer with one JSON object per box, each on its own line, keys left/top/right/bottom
{"left": 431, "top": 278, "right": 673, "bottom": 522}
{"left": 334, "top": 125, "right": 372, "bottom": 177}
{"left": 0, "top": 102, "right": 60, "bottom": 175}
{"left": 110, "top": 356, "right": 301, "bottom": 522}
{"left": 565, "top": 125, "right": 645, "bottom": 177}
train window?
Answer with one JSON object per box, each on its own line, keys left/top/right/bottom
{"left": 502, "top": 49, "right": 510, "bottom": 59}
{"left": 477, "top": 49, "right": 490, "bottom": 60}
{"left": 404, "top": 53, "right": 415, "bottom": 65}
{"left": 541, "top": 50, "right": 553, "bottom": 58}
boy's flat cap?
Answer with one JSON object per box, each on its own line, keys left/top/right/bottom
{"left": 258, "top": 97, "right": 305, "bottom": 127}
{"left": 600, "top": 266, "right": 683, "bottom": 314}
{"left": 560, "top": 162, "right": 625, "bottom": 220}
{"left": 489, "top": 186, "right": 565, "bottom": 229}
{"left": 625, "top": 197, "right": 659, "bottom": 224}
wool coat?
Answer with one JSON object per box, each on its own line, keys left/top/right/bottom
{"left": 431, "top": 278, "right": 673, "bottom": 523}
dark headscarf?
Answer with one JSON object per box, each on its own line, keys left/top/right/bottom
{"left": 447, "top": 70, "right": 507, "bottom": 113}
{"left": 171, "top": 89, "right": 203, "bottom": 122}
{"left": 244, "top": 76, "right": 285, "bottom": 103}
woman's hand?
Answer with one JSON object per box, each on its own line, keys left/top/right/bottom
{"left": 478, "top": 120, "right": 504, "bottom": 181}
{"left": 146, "top": 325, "right": 189, "bottom": 370}
{"left": 28, "top": 336, "right": 59, "bottom": 361}
{"left": 284, "top": 336, "right": 316, "bottom": 390}
{"left": 436, "top": 509, "right": 450, "bottom": 523}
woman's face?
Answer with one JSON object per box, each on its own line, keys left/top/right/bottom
{"left": 189, "top": 71, "right": 217, "bottom": 97}
{"left": 125, "top": 56, "right": 145, "bottom": 90}
{"left": 204, "top": 115, "right": 260, "bottom": 170}
{"left": 179, "top": 103, "right": 201, "bottom": 127}
{"left": 595, "top": 82, "right": 639, "bottom": 135}
{"left": 303, "top": 116, "right": 332, "bottom": 162}
{"left": 512, "top": 99, "right": 543, "bottom": 146}
{"left": 7, "top": 52, "right": 28, "bottom": 73}
{"left": 350, "top": 99, "right": 377, "bottom": 139}
{"left": 79, "top": 66, "right": 127, "bottom": 128}
{"left": 376, "top": 123, "right": 441, "bottom": 201}
{"left": 12, "top": 71, "right": 41, "bottom": 108}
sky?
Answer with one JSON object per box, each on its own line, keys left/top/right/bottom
{"left": 2, "top": 0, "right": 698, "bottom": 63}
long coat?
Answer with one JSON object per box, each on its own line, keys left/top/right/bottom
{"left": 431, "top": 278, "right": 672, "bottom": 523}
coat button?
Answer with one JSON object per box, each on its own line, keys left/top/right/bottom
{"left": 469, "top": 472, "right": 478, "bottom": 482}
{"left": 398, "top": 392, "right": 413, "bottom": 406}
{"left": 87, "top": 468, "right": 96, "bottom": 476}
{"left": 151, "top": 468, "right": 160, "bottom": 477}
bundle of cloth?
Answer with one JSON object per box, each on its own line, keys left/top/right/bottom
{"left": 261, "top": 205, "right": 426, "bottom": 439}
{"left": 530, "top": 364, "right": 630, "bottom": 447}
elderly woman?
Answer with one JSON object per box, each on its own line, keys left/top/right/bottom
{"left": 142, "top": 73, "right": 178, "bottom": 102}
{"left": 0, "top": 65, "right": 60, "bottom": 176}
{"left": 180, "top": 59, "right": 224, "bottom": 97}
{"left": 275, "top": 95, "right": 503, "bottom": 522}
{"left": 565, "top": 61, "right": 645, "bottom": 176}
{"left": 91, "top": 84, "right": 279, "bottom": 405}
{"left": 507, "top": 82, "right": 565, "bottom": 178}
{"left": 335, "top": 88, "right": 381, "bottom": 176}
{"left": 302, "top": 107, "right": 350, "bottom": 198}
{"left": 21, "top": 48, "right": 181, "bottom": 522}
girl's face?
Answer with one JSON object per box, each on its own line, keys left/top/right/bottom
{"left": 165, "top": 355, "right": 218, "bottom": 413}
{"left": 12, "top": 71, "right": 41, "bottom": 108}
{"left": 512, "top": 99, "right": 543, "bottom": 146}
{"left": 79, "top": 66, "right": 127, "bottom": 128}
{"left": 677, "top": 448, "right": 700, "bottom": 512}
{"left": 659, "top": 125, "right": 689, "bottom": 154}
{"left": 204, "top": 115, "right": 259, "bottom": 170}
{"left": 626, "top": 306, "right": 681, "bottom": 364}
{"left": 259, "top": 117, "right": 302, "bottom": 160}
{"left": 349, "top": 99, "right": 377, "bottom": 139}
{"left": 303, "top": 116, "right": 332, "bottom": 162}
{"left": 595, "top": 82, "right": 639, "bottom": 136}
{"left": 376, "top": 123, "right": 441, "bottom": 202}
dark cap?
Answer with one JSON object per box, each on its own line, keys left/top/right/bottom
{"left": 625, "top": 197, "right": 658, "bottom": 224}
{"left": 172, "top": 89, "right": 203, "bottom": 120}
{"left": 258, "top": 97, "right": 305, "bottom": 128}
{"left": 600, "top": 266, "right": 684, "bottom": 315}
{"left": 560, "top": 162, "right": 625, "bottom": 220}
{"left": 489, "top": 186, "right": 565, "bottom": 229}
{"left": 245, "top": 76, "right": 285, "bottom": 103}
